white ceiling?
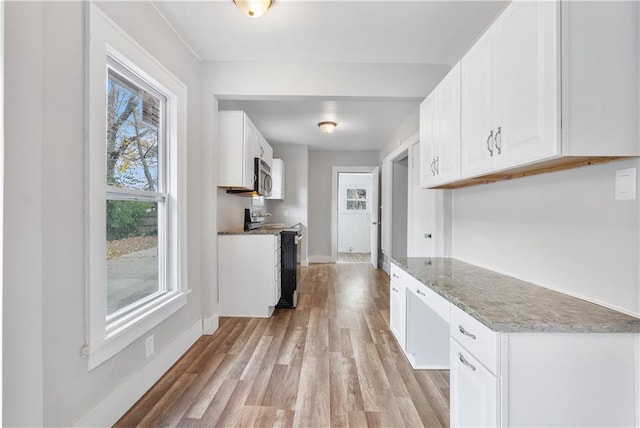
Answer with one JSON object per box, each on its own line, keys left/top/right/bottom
{"left": 152, "top": 0, "right": 507, "bottom": 151}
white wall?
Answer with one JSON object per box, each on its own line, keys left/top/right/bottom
{"left": 338, "top": 173, "right": 371, "bottom": 253}
{"left": 308, "top": 151, "right": 379, "bottom": 262}
{"left": 270, "top": 144, "right": 309, "bottom": 263}
{"left": 452, "top": 158, "right": 640, "bottom": 316}
{"left": 4, "top": 2, "right": 207, "bottom": 426}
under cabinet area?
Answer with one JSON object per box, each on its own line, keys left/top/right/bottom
{"left": 218, "top": 233, "right": 281, "bottom": 317}
{"left": 390, "top": 259, "right": 640, "bottom": 427}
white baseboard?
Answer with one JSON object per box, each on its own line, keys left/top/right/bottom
{"left": 308, "top": 255, "right": 332, "bottom": 264}
{"left": 301, "top": 258, "right": 309, "bottom": 267}
{"left": 75, "top": 320, "right": 203, "bottom": 427}
{"left": 202, "top": 314, "right": 219, "bottom": 335}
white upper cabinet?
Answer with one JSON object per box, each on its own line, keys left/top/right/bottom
{"left": 218, "top": 111, "right": 256, "bottom": 189}
{"left": 421, "top": 63, "right": 461, "bottom": 188}
{"left": 429, "top": 0, "right": 639, "bottom": 188}
{"left": 218, "top": 110, "right": 274, "bottom": 189}
{"left": 461, "top": 1, "right": 559, "bottom": 178}
{"left": 460, "top": 28, "right": 497, "bottom": 177}
{"left": 255, "top": 133, "right": 273, "bottom": 168}
{"left": 495, "top": 1, "right": 559, "bottom": 168}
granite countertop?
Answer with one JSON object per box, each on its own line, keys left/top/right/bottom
{"left": 218, "top": 223, "right": 301, "bottom": 236}
{"left": 392, "top": 257, "right": 640, "bottom": 333}
{"left": 218, "top": 228, "right": 283, "bottom": 236}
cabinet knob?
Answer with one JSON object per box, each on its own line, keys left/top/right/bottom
{"left": 424, "top": 233, "right": 432, "bottom": 239}
{"left": 495, "top": 126, "right": 502, "bottom": 155}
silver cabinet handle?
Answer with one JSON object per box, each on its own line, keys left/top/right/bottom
{"left": 260, "top": 146, "right": 265, "bottom": 157}
{"left": 458, "top": 325, "right": 476, "bottom": 340}
{"left": 430, "top": 158, "right": 436, "bottom": 176}
{"left": 486, "top": 130, "right": 494, "bottom": 156}
{"left": 392, "top": 287, "right": 398, "bottom": 292}
{"left": 458, "top": 352, "right": 476, "bottom": 371}
{"left": 434, "top": 156, "right": 439, "bottom": 175}
{"left": 416, "top": 289, "right": 426, "bottom": 297}
{"left": 392, "top": 273, "right": 400, "bottom": 279}
{"left": 495, "top": 126, "right": 502, "bottom": 155}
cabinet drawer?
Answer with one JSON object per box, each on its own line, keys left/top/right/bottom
{"left": 390, "top": 263, "right": 404, "bottom": 285}
{"left": 406, "top": 276, "right": 449, "bottom": 323}
{"left": 450, "top": 304, "right": 499, "bottom": 375}
{"left": 450, "top": 339, "right": 498, "bottom": 428}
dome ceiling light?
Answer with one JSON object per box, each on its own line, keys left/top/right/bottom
{"left": 233, "top": 0, "right": 272, "bottom": 18}
{"left": 318, "top": 121, "right": 337, "bottom": 134}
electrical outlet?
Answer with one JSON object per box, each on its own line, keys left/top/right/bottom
{"left": 145, "top": 335, "right": 154, "bottom": 357}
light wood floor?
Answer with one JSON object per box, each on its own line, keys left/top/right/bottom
{"left": 115, "top": 263, "right": 449, "bottom": 427}
{"left": 337, "top": 252, "right": 371, "bottom": 263}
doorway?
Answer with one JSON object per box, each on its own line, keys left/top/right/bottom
{"left": 337, "top": 172, "right": 372, "bottom": 263}
{"left": 330, "top": 166, "right": 379, "bottom": 267}
{"left": 391, "top": 156, "right": 408, "bottom": 259}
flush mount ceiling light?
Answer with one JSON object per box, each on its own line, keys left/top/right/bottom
{"left": 233, "top": 0, "right": 272, "bottom": 18}
{"left": 318, "top": 121, "right": 337, "bottom": 134}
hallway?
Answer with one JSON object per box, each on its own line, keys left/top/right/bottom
{"left": 116, "top": 264, "right": 449, "bottom": 427}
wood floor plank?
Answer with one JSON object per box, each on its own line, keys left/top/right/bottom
{"left": 114, "top": 263, "right": 450, "bottom": 428}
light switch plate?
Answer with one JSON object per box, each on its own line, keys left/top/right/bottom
{"left": 615, "top": 167, "right": 636, "bottom": 200}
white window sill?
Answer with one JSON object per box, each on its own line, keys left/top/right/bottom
{"left": 84, "top": 289, "right": 191, "bottom": 370}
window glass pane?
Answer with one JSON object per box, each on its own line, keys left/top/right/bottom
{"left": 107, "top": 70, "right": 160, "bottom": 191}
{"left": 347, "top": 200, "right": 367, "bottom": 210}
{"left": 106, "top": 200, "right": 160, "bottom": 315}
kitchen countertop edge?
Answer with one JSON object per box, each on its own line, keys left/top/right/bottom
{"left": 392, "top": 257, "right": 640, "bottom": 334}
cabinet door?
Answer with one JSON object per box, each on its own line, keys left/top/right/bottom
{"left": 389, "top": 280, "right": 406, "bottom": 349}
{"left": 461, "top": 28, "right": 497, "bottom": 178}
{"left": 495, "top": 0, "right": 559, "bottom": 169}
{"left": 450, "top": 340, "right": 499, "bottom": 428}
{"left": 243, "top": 115, "right": 258, "bottom": 187}
{"left": 435, "top": 63, "right": 461, "bottom": 185}
{"left": 419, "top": 94, "right": 437, "bottom": 188}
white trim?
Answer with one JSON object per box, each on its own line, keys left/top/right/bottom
{"left": 331, "top": 166, "right": 377, "bottom": 263}
{"left": 75, "top": 320, "right": 202, "bottom": 427}
{"left": 301, "top": 258, "right": 309, "bottom": 267}
{"left": 0, "top": 1, "right": 5, "bottom": 422}
{"left": 308, "top": 255, "right": 332, "bottom": 264}
{"left": 202, "top": 314, "right": 219, "bottom": 335}
{"left": 85, "top": 4, "right": 189, "bottom": 369}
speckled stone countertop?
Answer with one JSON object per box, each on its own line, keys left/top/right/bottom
{"left": 392, "top": 257, "right": 640, "bottom": 333}
{"left": 218, "top": 228, "right": 283, "bottom": 236}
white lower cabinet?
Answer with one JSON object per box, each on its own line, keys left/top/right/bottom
{"left": 389, "top": 264, "right": 406, "bottom": 348}
{"left": 392, "top": 266, "right": 638, "bottom": 427}
{"left": 450, "top": 339, "right": 498, "bottom": 428}
{"left": 219, "top": 234, "right": 281, "bottom": 317}
{"left": 449, "top": 304, "right": 637, "bottom": 427}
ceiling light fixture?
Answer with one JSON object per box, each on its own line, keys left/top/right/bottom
{"left": 233, "top": 0, "right": 272, "bottom": 18}
{"left": 318, "top": 121, "right": 337, "bottom": 134}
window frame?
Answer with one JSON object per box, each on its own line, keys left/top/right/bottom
{"left": 345, "top": 187, "right": 368, "bottom": 211}
{"left": 84, "top": 5, "right": 189, "bottom": 370}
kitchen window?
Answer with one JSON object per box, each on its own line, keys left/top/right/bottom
{"left": 84, "top": 5, "right": 189, "bottom": 369}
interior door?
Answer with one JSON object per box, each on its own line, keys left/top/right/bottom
{"left": 370, "top": 167, "right": 379, "bottom": 269}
